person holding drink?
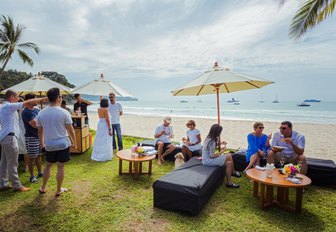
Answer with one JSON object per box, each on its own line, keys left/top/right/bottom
{"left": 243, "top": 122, "right": 271, "bottom": 173}
{"left": 181, "top": 120, "right": 202, "bottom": 160}
{"left": 202, "top": 124, "right": 241, "bottom": 188}
{"left": 154, "top": 116, "right": 176, "bottom": 165}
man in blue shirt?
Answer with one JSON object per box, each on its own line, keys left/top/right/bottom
{"left": 267, "top": 121, "right": 307, "bottom": 174}
{"left": 22, "top": 93, "right": 43, "bottom": 183}
{"left": 0, "top": 90, "right": 46, "bottom": 192}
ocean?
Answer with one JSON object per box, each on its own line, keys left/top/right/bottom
{"left": 86, "top": 100, "right": 336, "bottom": 125}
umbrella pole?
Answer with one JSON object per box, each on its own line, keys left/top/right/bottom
{"left": 216, "top": 87, "right": 220, "bottom": 125}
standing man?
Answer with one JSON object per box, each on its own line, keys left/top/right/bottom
{"left": 267, "top": 121, "right": 307, "bottom": 174}
{"left": 154, "top": 116, "right": 176, "bottom": 165}
{"left": 0, "top": 90, "right": 45, "bottom": 192}
{"left": 73, "top": 93, "right": 92, "bottom": 125}
{"left": 37, "top": 88, "right": 76, "bottom": 197}
{"left": 22, "top": 93, "right": 43, "bottom": 183}
{"left": 108, "top": 92, "right": 123, "bottom": 151}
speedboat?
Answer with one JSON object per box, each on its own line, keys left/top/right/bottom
{"left": 297, "top": 102, "right": 310, "bottom": 107}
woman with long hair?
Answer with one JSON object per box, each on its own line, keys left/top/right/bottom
{"left": 202, "top": 124, "right": 240, "bottom": 188}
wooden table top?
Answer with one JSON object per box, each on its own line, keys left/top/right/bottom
{"left": 116, "top": 149, "right": 156, "bottom": 162}
{"left": 246, "top": 168, "right": 311, "bottom": 188}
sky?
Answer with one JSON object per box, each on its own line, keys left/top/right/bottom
{"left": 1, "top": 0, "right": 336, "bottom": 102}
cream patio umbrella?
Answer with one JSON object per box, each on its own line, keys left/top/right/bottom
{"left": 171, "top": 62, "right": 274, "bottom": 124}
{"left": 71, "top": 73, "right": 135, "bottom": 99}
{"left": 1, "top": 73, "right": 72, "bottom": 96}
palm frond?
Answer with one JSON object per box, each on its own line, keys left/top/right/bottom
{"left": 17, "top": 49, "right": 33, "bottom": 66}
{"left": 18, "top": 42, "right": 40, "bottom": 54}
{"left": 289, "top": 0, "right": 335, "bottom": 40}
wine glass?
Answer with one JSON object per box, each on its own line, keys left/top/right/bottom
{"left": 280, "top": 157, "right": 285, "bottom": 169}
{"left": 297, "top": 161, "right": 303, "bottom": 173}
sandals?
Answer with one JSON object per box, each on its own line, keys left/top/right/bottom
{"left": 226, "top": 183, "right": 240, "bottom": 188}
{"left": 232, "top": 171, "right": 242, "bottom": 178}
{"left": 55, "top": 188, "right": 68, "bottom": 197}
{"left": 38, "top": 188, "right": 46, "bottom": 194}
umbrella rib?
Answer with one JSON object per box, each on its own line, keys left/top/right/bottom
{"left": 223, "top": 83, "right": 230, "bottom": 93}
{"left": 173, "top": 89, "right": 184, "bottom": 96}
{"left": 245, "top": 81, "right": 261, "bottom": 89}
{"left": 196, "top": 85, "right": 205, "bottom": 96}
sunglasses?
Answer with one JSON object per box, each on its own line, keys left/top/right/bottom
{"left": 258, "top": 126, "right": 264, "bottom": 129}
{"left": 280, "top": 127, "right": 288, "bottom": 130}
{"left": 109, "top": 96, "right": 115, "bottom": 99}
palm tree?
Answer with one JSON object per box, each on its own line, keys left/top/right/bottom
{"left": 281, "top": 0, "right": 336, "bottom": 40}
{"left": 0, "top": 15, "right": 40, "bottom": 78}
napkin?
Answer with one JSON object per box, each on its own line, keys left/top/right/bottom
{"left": 256, "top": 165, "right": 266, "bottom": 171}
{"left": 286, "top": 177, "right": 302, "bottom": 184}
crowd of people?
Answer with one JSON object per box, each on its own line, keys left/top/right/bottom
{"left": 0, "top": 88, "right": 307, "bottom": 195}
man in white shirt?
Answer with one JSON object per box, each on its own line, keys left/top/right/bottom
{"left": 267, "top": 121, "right": 307, "bottom": 174}
{"left": 108, "top": 92, "right": 123, "bottom": 151}
{"left": 0, "top": 90, "right": 46, "bottom": 192}
{"left": 154, "top": 116, "right": 176, "bottom": 165}
{"left": 36, "top": 88, "right": 76, "bottom": 197}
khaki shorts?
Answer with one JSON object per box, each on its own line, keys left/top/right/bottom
{"left": 274, "top": 152, "right": 298, "bottom": 164}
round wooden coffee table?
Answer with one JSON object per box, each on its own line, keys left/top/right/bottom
{"left": 246, "top": 168, "right": 311, "bottom": 213}
{"left": 116, "top": 149, "right": 156, "bottom": 180}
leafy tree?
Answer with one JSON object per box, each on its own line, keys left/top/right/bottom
{"left": 281, "top": 0, "right": 336, "bottom": 40}
{"left": 0, "top": 15, "right": 40, "bottom": 78}
{"left": 40, "top": 71, "right": 75, "bottom": 88}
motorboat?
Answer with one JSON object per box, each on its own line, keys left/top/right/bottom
{"left": 297, "top": 102, "right": 310, "bottom": 107}
{"left": 304, "top": 99, "right": 321, "bottom": 102}
{"left": 227, "top": 98, "right": 239, "bottom": 103}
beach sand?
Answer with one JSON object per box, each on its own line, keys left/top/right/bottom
{"left": 88, "top": 112, "right": 336, "bottom": 162}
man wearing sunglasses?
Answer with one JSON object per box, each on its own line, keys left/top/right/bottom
{"left": 267, "top": 121, "right": 307, "bottom": 174}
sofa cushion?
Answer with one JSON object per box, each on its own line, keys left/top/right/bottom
{"left": 153, "top": 157, "right": 226, "bottom": 215}
{"left": 307, "top": 158, "right": 336, "bottom": 186}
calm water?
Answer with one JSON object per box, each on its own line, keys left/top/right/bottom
{"left": 87, "top": 100, "right": 336, "bottom": 124}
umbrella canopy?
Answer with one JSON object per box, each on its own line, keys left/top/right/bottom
{"left": 71, "top": 74, "right": 134, "bottom": 98}
{"left": 171, "top": 62, "right": 274, "bottom": 124}
{"left": 1, "top": 74, "right": 71, "bottom": 96}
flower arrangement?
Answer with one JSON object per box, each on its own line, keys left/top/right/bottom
{"left": 136, "top": 147, "right": 145, "bottom": 157}
{"left": 283, "top": 163, "right": 300, "bottom": 177}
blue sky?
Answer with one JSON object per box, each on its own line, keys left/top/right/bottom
{"left": 1, "top": 0, "right": 336, "bottom": 102}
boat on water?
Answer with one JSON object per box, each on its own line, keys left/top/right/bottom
{"left": 272, "top": 94, "right": 279, "bottom": 103}
{"left": 297, "top": 102, "right": 310, "bottom": 107}
{"left": 180, "top": 100, "right": 188, "bottom": 103}
{"left": 233, "top": 102, "right": 240, "bottom": 105}
{"left": 227, "top": 98, "right": 239, "bottom": 103}
{"left": 304, "top": 99, "right": 321, "bottom": 102}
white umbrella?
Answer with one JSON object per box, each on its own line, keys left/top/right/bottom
{"left": 171, "top": 62, "right": 274, "bottom": 124}
{"left": 1, "top": 73, "right": 71, "bottom": 96}
{"left": 71, "top": 73, "right": 134, "bottom": 98}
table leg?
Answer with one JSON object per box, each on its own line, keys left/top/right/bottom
{"left": 129, "top": 161, "right": 133, "bottom": 174}
{"left": 119, "top": 159, "right": 122, "bottom": 175}
{"left": 134, "top": 162, "right": 139, "bottom": 180}
{"left": 139, "top": 162, "right": 143, "bottom": 174}
{"left": 260, "top": 183, "right": 265, "bottom": 209}
{"left": 266, "top": 185, "right": 273, "bottom": 205}
{"left": 295, "top": 188, "right": 303, "bottom": 213}
{"left": 277, "top": 187, "right": 285, "bottom": 204}
{"left": 253, "top": 181, "right": 259, "bottom": 198}
{"left": 148, "top": 160, "right": 152, "bottom": 175}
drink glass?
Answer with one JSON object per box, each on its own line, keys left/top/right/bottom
{"left": 280, "top": 157, "right": 285, "bottom": 169}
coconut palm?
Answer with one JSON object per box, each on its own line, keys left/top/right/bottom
{"left": 0, "top": 15, "right": 40, "bottom": 78}
{"left": 281, "top": 0, "right": 336, "bottom": 40}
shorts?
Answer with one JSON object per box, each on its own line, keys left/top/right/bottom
{"left": 155, "top": 141, "right": 171, "bottom": 152}
{"left": 274, "top": 152, "right": 298, "bottom": 164}
{"left": 45, "top": 147, "right": 70, "bottom": 163}
{"left": 25, "top": 137, "right": 42, "bottom": 158}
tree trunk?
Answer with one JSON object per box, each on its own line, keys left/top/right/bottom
{"left": 0, "top": 57, "right": 10, "bottom": 79}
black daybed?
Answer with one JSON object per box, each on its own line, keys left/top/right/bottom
{"left": 152, "top": 157, "right": 226, "bottom": 215}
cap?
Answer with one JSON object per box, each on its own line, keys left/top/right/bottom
{"left": 163, "top": 116, "right": 171, "bottom": 123}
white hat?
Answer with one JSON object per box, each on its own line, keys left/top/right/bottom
{"left": 163, "top": 116, "right": 171, "bottom": 123}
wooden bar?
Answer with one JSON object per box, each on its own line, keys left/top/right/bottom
{"left": 70, "top": 115, "right": 90, "bottom": 154}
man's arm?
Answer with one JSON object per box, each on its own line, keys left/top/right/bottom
{"left": 66, "top": 124, "right": 77, "bottom": 150}
{"left": 22, "top": 97, "right": 47, "bottom": 108}
{"left": 37, "top": 127, "right": 45, "bottom": 149}
{"left": 80, "top": 98, "right": 92, "bottom": 105}
{"left": 28, "top": 119, "right": 37, "bottom": 128}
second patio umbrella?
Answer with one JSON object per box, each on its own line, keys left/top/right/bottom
{"left": 171, "top": 62, "right": 274, "bottom": 124}
{"left": 71, "top": 73, "right": 135, "bottom": 99}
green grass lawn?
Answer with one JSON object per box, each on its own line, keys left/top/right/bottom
{"left": 1, "top": 134, "right": 335, "bottom": 232}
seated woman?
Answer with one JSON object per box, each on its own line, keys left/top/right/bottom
{"left": 181, "top": 120, "right": 202, "bottom": 160}
{"left": 202, "top": 124, "right": 241, "bottom": 188}
{"left": 243, "top": 122, "right": 271, "bottom": 173}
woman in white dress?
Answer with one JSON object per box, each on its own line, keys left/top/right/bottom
{"left": 91, "top": 98, "right": 113, "bottom": 161}
{"left": 181, "top": 120, "right": 202, "bottom": 160}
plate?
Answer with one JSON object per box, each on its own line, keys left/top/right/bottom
{"left": 273, "top": 146, "right": 286, "bottom": 151}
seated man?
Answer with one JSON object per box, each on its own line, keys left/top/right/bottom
{"left": 267, "top": 121, "right": 307, "bottom": 174}
{"left": 154, "top": 116, "right": 176, "bottom": 165}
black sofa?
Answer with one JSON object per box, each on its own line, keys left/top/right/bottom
{"left": 152, "top": 157, "right": 226, "bottom": 215}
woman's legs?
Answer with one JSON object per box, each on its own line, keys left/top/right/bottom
{"left": 244, "top": 153, "right": 259, "bottom": 172}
